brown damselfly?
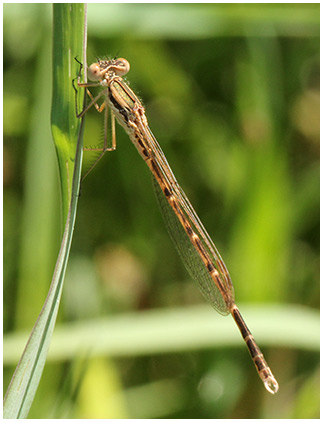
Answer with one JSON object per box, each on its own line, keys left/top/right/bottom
{"left": 74, "top": 57, "right": 279, "bottom": 394}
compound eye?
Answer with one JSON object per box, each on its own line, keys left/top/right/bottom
{"left": 88, "top": 63, "right": 101, "bottom": 81}
{"left": 114, "top": 58, "right": 130, "bottom": 76}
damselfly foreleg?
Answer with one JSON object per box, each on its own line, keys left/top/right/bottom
{"left": 73, "top": 60, "right": 117, "bottom": 180}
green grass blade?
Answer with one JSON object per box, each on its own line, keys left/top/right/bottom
{"left": 3, "top": 4, "right": 86, "bottom": 418}
{"left": 51, "top": 4, "right": 86, "bottom": 223}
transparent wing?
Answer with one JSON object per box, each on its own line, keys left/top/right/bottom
{"left": 153, "top": 176, "right": 231, "bottom": 315}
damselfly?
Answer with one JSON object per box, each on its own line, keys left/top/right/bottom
{"left": 74, "top": 57, "right": 279, "bottom": 394}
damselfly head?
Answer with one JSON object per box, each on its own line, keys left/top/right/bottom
{"left": 88, "top": 58, "right": 130, "bottom": 82}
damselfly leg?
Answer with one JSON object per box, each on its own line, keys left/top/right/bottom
{"left": 73, "top": 59, "right": 117, "bottom": 180}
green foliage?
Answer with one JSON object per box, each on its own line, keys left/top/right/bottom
{"left": 3, "top": 3, "right": 319, "bottom": 419}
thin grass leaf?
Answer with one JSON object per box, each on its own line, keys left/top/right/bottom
{"left": 51, "top": 4, "right": 87, "bottom": 223}
{"left": 3, "top": 4, "right": 86, "bottom": 418}
{"left": 3, "top": 304, "right": 320, "bottom": 365}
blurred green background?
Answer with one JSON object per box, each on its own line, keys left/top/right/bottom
{"left": 3, "top": 3, "right": 319, "bottom": 419}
